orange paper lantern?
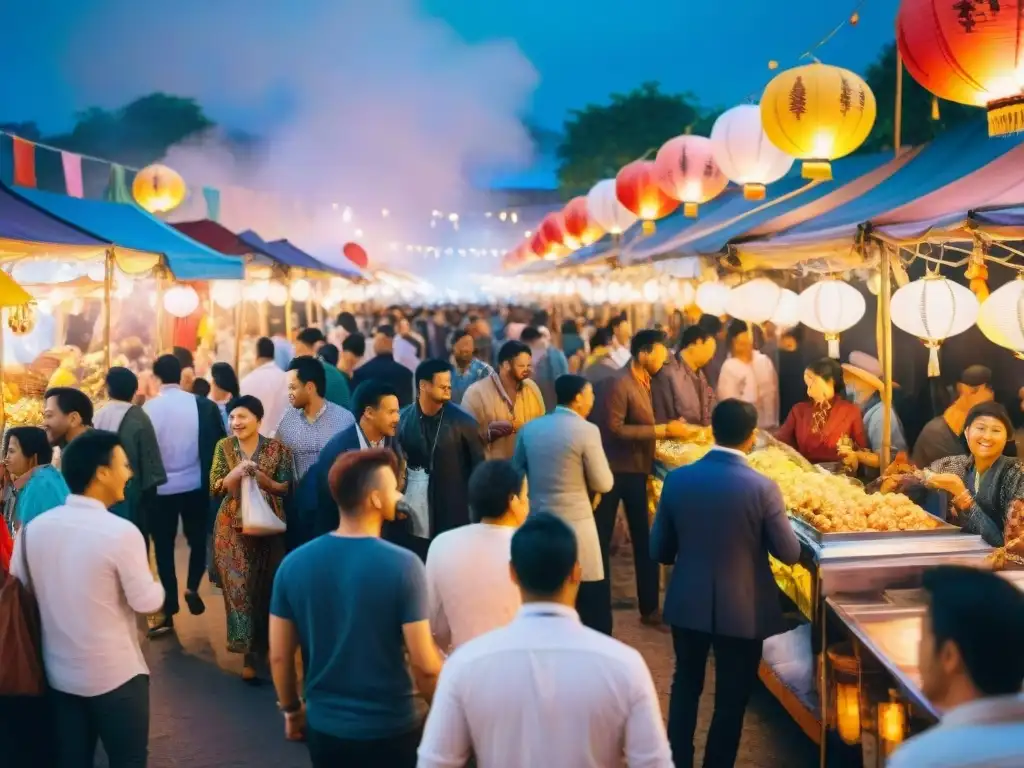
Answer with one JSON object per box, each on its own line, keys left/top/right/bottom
{"left": 897, "top": 0, "right": 1024, "bottom": 136}
{"left": 563, "top": 195, "right": 605, "bottom": 247}
{"left": 342, "top": 242, "right": 368, "bottom": 269}
{"left": 539, "top": 211, "right": 577, "bottom": 251}
{"left": 615, "top": 160, "right": 679, "bottom": 234}
{"left": 132, "top": 164, "right": 186, "bottom": 214}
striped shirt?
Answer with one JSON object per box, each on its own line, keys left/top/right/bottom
{"left": 275, "top": 401, "right": 355, "bottom": 481}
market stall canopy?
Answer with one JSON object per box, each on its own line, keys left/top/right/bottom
{"left": 10, "top": 187, "right": 244, "bottom": 280}
{"left": 238, "top": 230, "right": 360, "bottom": 279}
{"left": 173, "top": 220, "right": 253, "bottom": 257}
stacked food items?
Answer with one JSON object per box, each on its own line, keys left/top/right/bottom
{"left": 655, "top": 436, "right": 713, "bottom": 468}
{"left": 749, "top": 447, "right": 941, "bottom": 534}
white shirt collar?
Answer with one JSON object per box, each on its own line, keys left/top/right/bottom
{"left": 941, "top": 693, "right": 1024, "bottom": 727}
{"left": 159, "top": 384, "right": 182, "bottom": 393}
{"left": 65, "top": 494, "right": 110, "bottom": 513}
{"left": 517, "top": 602, "right": 580, "bottom": 622}
{"left": 710, "top": 445, "right": 749, "bottom": 462}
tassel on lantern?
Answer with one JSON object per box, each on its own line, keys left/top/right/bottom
{"left": 683, "top": 203, "right": 699, "bottom": 218}
{"left": 802, "top": 160, "right": 833, "bottom": 181}
{"left": 987, "top": 96, "right": 1024, "bottom": 137}
{"left": 743, "top": 183, "right": 767, "bottom": 201}
{"left": 931, "top": 96, "right": 940, "bottom": 121}
{"left": 641, "top": 220, "right": 656, "bottom": 236}
{"left": 926, "top": 342, "right": 942, "bottom": 378}
{"left": 966, "top": 246, "right": 990, "bottom": 301}
{"left": 826, "top": 333, "right": 840, "bottom": 359}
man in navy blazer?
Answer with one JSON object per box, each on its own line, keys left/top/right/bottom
{"left": 650, "top": 398, "right": 800, "bottom": 768}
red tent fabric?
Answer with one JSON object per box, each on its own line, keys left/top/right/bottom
{"left": 172, "top": 220, "right": 252, "bottom": 256}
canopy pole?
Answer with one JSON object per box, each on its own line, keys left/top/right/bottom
{"left": 285, "top": 274, "right": 294, "bottom": 342}
{"left": 0, "top": 308, "right": 6, "bottom": 438}
{"left": 103, "top": 249, "right": 113, "bottom": 372}
{"left": 894, "top": 51, "right": 904, "bottom": 155}
{"left": 879, "top": 243, "right": 894, "bottom": 470}
{"left": 235, "top": 257, "right": 249, "bottom": 373}
{"left": 155, "top": 265, "right": 166, "bottom": 355}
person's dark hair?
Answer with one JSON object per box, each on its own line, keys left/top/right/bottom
{"left": 726, "top": 319, "right": 752, "bottom": 347}
{"left": 711, "top": 398, "right": 759, "bottom": 448}
{"left": 191, "top": 378, "right": 211, "bottom": 398}
{"left": 44, "top": 387, "right": 94, "bottom": 426}
{"left": 376, "top": 323, "right": 396, "bottom": 339}
{"left": 960, "top": 365, "right": 993, "bottom": 388}
{"left": 60, "top": 430, "right": 122, "bottom": 495}
{"left": 590, "top": 327, "right": 612, "bottom": 349}
{"left": 531, "top": 310, "right": 549, "bottom": 328}
{"left": 256, "top": 336, "right": 275, "bottom": 360}
{"left": 153, "top": 354, "right": 183, "bottom": 385}
{"left": 922, "top": 566, "right": 1024, "bottom": 696}
{"left": 352, "top": 380, "right": 399, "bottom": 419}
{"left": 105, "top": 366, "right": 139, "bottom": 403}
{"left": 630, "top": 328, "right": 667, "bottom": 359}
{"left": 555, "top": 374, "right": 589, "bottom": 406}
{"left": 697, "top": 314, "right": 723, "bottom": 336}
{"left": 227, "top": 394, "right": 264, "bottom": 422}
{"left": 336, "top": 311, "right": 359, "bottom": 335}
{"left": 511, "top": 513, "right": 578, "bottom": 597}
{"left": 468, "top": 460, "right": 524, "bottom": 523}
{"left": 806, "top": 358, "right": 846, "bottom": 399}
{"left": 498, "top": 340, "right": 531, "bottom": 366}
{"left": 519, "top": 326, "right": 543, "bottom": 344}
{"left": 328, "top": 448, "right": 399, "bottom": 514}
{"left": 4, "top": 426, "right": 53, "bottom": 466}
{"left": 450, "top": 328, "right": 472, "bottom": 346}
{"left": 172, "top": 346, "right": 194, "bottom": 371}
{"left": 560, "top": 319, "right": 579, "bottom": 336}
{"left": 679, "top": 325, "right": 711, "bottom": 350}
{"left": 288, "top": 356, "right": 327, "bottom": 397}
{"left": 297, "top": 327, "right": 326, "bottom": 348}
{"left": 319, "top": 343, "right": 340, "bottom": 367}
{"left": 415, "top": 358, "right": 453, "bottom": 388}
{"left": 964, "top": 401, "right": 1014, "bottom": 436}
{"left": 342, "top": 333, "right": 366, "bottom": 357}
{"left": 211, "top": 361, "right": 240, "bottom": 399}
{"left": 608, "top": 313, "right": 628, "bottom": 332}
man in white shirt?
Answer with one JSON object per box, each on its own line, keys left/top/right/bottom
{"left": 608, "top": 314, "right": 633, "bottom": 369}
{"left": 716, "top": 320, "right": 779, "bottom": 429}
{"left": 12, "top": 430, "right": 165, "bottom": 768}
{"left": 240, "top": 336, "right": 289, "bottom": 437}
{"left": 418, "top": 513, "right": 672, "bottom": 768}
{"left": 426, "top": 459, "right": 527, "bottom": 651}
{"left": 888, "top": 566, "right": 1024, "bottom": 768}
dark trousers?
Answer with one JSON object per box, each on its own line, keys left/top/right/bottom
{"left": 307, "top": 726, "right": 420, "bottom": 768}
{"left": 594, "top": 472, "right": 659, "bottom": 620}
{"left": 52, "top": 675, "right": 150, "bottom": 768}
{"left": 668, "top": 628, "right": 762, "bottom": 768}
{"left": 576, "top": 579, "right": 611, "bottom": 634}
{"left": 151, "top": 488, "right": 207, "bottom": 616}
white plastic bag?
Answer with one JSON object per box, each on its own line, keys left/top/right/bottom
{"left": 240, "top": 476, "right": 286, "bottom": 536}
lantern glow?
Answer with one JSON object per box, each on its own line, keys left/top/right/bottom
{"left": 798, "top": 279, "right": 866, "bottom": 358}
{"left": 654, "top": 135, "right": 729, "bottom": 218}
{"left": 711, "top": 105, "right": 795, "bottom": 201}
{"left": 586, "top": 179, "right": 639, "bottom": 236}
{"left": 163, "top": 285, "right": 200, "bottom": 318}
{"left": 133, "top": 164, "right": 187, "bottom": 214}
{"left": 889, "top": 274, "right": 979, "bottom": 376}
{"left": 725, "top": 278, "right": 784, "bottom": 324}
{"left": 695, "top": 281, "right": 732, "bottom": 316}
{"left": 976, "top": 276, "right": 1024, "bottom": 358}
{"left": 615, "top": 161, "right": 679, "bottom": 234}
{"left": 563, "top": 196, "right": 605, "bottom": 247}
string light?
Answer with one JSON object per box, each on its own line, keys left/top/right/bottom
{"left": 341, "top": 206, "right": 353, "bottom": 223}
{"left": 381, "top": 208, "right": 390, "bottom": 217}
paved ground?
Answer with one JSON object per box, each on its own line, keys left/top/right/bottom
{"left": 116, "top": 532, "right": 816, "bottom": 767}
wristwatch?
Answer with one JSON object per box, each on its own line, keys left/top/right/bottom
{"left": 277, "top": 700, "right": 302, "bottom": 714}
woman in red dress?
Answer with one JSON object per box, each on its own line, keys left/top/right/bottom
{"left": 776, "top": 358, "right": 867, "bottom": 467}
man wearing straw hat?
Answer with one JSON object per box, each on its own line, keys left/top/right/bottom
{"left": 838, "top": 352, "right": 908, "bottom": 476}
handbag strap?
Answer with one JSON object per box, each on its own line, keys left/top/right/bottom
{"left": 18, "top": 524, "right": 34, "bottom": 596}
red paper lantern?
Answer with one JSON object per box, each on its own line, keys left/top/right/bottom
{"left": 342, "top": 242, "right": 368, "bottom": 269}
{"left": 897, "top": 0, "right": 1024, "bottom": 136}
{"left": 654, "top": 135, "right": 729, "bottom": 218}
{"left": 563, "top": 196, "right": 605, "bottom": 247}
{"left": 539, "top": 211, "right": 575, "bottom": 252}
{"left": 615, "top": 160, "right": 679, "bottom": 234}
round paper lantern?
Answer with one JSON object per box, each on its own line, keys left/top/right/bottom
{"left": 710, "top": 105, "right": 795, "bottom": 200}
{"left": 725, "top": 278, "right": 784, "bottom": 324}
{"left": 563, "top": 196, "right": 605, "bottom": 247}
{"left": 211, "top": 280, "right": 241, "bottom": 309}
{"left": 163, "top": 285, "right": 200, "bottom": 318}
{"left": 290, "top": 279, "right": 311, "bottom": 302}
{"left": 342, "top": 242, "right": 368, "bottom": 269}
{"left": 695, "top": 281, "right": 732, "bottom": 316}
{"left": 244, "top": 281, "right": 269, "bottom": 303}
{"left": 978, "top": 277, "right": 1024, "bottom": 357}
{"left": 897, "top": 0, "right": 1024, "bottom": 136}
{"left": 615, "top": 161, "right": 679, "bottom": 234}
{"left": 667, "top": 279, "right": 696, "bottom": 307}
{"left": 642, "top": 279, "right": 664, "bottom": 303}
{"left": 771, "top": 289, "right": 801, "bottom": 329}
{"left": 267, "top": 282, "right": 288, "bottom": 307}
{"left": 586, "top": 179, "right": 639, "bottom": 236}
{"left": 654, "top": 135, "right": 729, "bottom": 218}
{"left": 529, "top": 230, "right": 556, "bottom": 260}
{"left": 798, "top": 280, "right": 866, "bottom": 358}
{"left": 539, "top": 211, "right": 576, "bottom": 252}
{"left": 890, "top": 274, "right": 980, "bottom": 375}
{"left": 132, "top": 164, "right": 186, "bottom": 214}
{"left": 761, "top": 63, "right": 877, "bottom": 180}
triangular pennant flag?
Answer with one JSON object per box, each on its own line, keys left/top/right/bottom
{"left": 61, "top": 151, "right": 84, "bottom": 198}
{"left": 12, "top": 138, "right": 37, "bottom": 188}
{"left": 104, "top": 163, "right": 133, "bottom": 203}
{"left": 202, "top": 186, "right": 221, "bottom": 222}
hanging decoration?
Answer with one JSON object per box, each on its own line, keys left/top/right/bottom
{"left": 897, "top": 0, "right": 1024, "bottom": 136}
{"left": 342, "top": 242, "right": 369, "bottom": 269}
{"left": 654, "top": 135, "right": 729, "bottom": 217}
{"left": 7, "top": 304, "right": 35, "bottom": 335}
{"left": 710, "top": 105, "right": 795, "bottom": 201}
{"left": 889, "top": 274, "right": 979, "bottom": 376}
{"left": 163, "top": 285, "right": 200, "bottom": 318}
{"left": 528, "top": 229, "right": 565, "bottom": 260}
{"left": 563, "top": 196, "right": 606, "bottom": 247}
{"left": 760, "top": 63, "right": 877, "bottom": 180}
{"left": 977, "top": 276, "right": 1024, "bottom": 358}
{"left": 132, "top": 164, "right": 187, "bottom": 214}
{"left": 244, "top": 282, "right": 269, "bottom": 303}
{"left": 965, "top": 242, "right": 990, "bottom": 301}
{"left": 798, "top": 279, "right": 866, "bottom": 358}
{"left": 667, "top": 279, "right": 697, "bottom": 308}
{"left": 615, "top": 161, "right": 679, "bottom": 234}
{"left": 771, "top": 289, "right": 801, "bottom": 329}
{"left": 725, "top": 278, "right": 784, "bottom": 323}
{"left": 267, "top": 282, "right": 289, "bottom": 307}
{"left": 539, "top": 211, "right": 577, "bottom": 252}
{"left": 695, "top": 281, "right": 732, "bottom": 316}
{"left": 211, "top": 281, "right": 242, "bottom": 309}
{"left": 290, "top": 279, "right": 311, "bottom": 302}
{"left": 586, "top": 179, "right": 639, "bottom": 236}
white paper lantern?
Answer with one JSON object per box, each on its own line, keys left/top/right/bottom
{"left": 290, "top": 279, "right": 311, "bottom": 302}
{"left": 244, "top": 281, "right": 269, "bottom": 302}
{"left": 163, "top": 285, "right": 200, "bottom": 318}
{"left": 725, "top": 278, "right": 783, "bottom": 323}
{"left": 891, "top": 275, "right": 979, "bottom": 376}
{"left": 607, "top": 280, "right": 625, "bottom": 305}
{"left": 978, "top": 277, "right": 1024, "bottom": 358}
{"left": 642, "top": 279, "right": 663, "bottom": 303}
{"left": 586, "top": 179, "right": 639, "bottom": 235}
{"left": 666, "top": 279, "right": 696, "bottom": 307}
{"left": 770, "top": 288, "right": 800, "bottom": 329}
{"left": 695, "top": 281, "right": 731, "bottom": 316}
{"left": 798, "top": 280, "right": 866, "bottom": 358}
{"left": 710, "top": 105, "right": 795, "bottom": 201}
{"left": 267, "top": 282, "right": 288, "bottom": 307}
{"left": 211, "top": 281, "right": 241, "bottom": 309}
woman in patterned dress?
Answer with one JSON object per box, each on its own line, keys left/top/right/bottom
{"left": 210, "top": 394, "right": 293, "bottom": 681}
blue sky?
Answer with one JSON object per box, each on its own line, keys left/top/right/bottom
{"left": 4, "top": 0, "right": 900, "bottom": 134}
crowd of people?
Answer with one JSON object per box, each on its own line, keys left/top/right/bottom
{"left": 1, "top": 302, "right": 1022, "bottom": 768}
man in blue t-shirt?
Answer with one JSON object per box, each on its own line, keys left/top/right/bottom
{"left": 269, "top": 448, "right": 444, "bottom": 768}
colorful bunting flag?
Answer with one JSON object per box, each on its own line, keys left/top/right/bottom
{"left": 203, "top": 186, "right": 221, "bottom": 222}
{"left": 12, "top": 137, "right": 37, "bottom": 188}
{"left": 104, "top": 163, "right": 133, "bottom": 204}
{"left": 61, "top": 151, "right": 84, "bottom": 198}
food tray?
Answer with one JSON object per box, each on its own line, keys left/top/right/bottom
{"left": 788, "top": 514, "right": 964, "bottom": 546}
